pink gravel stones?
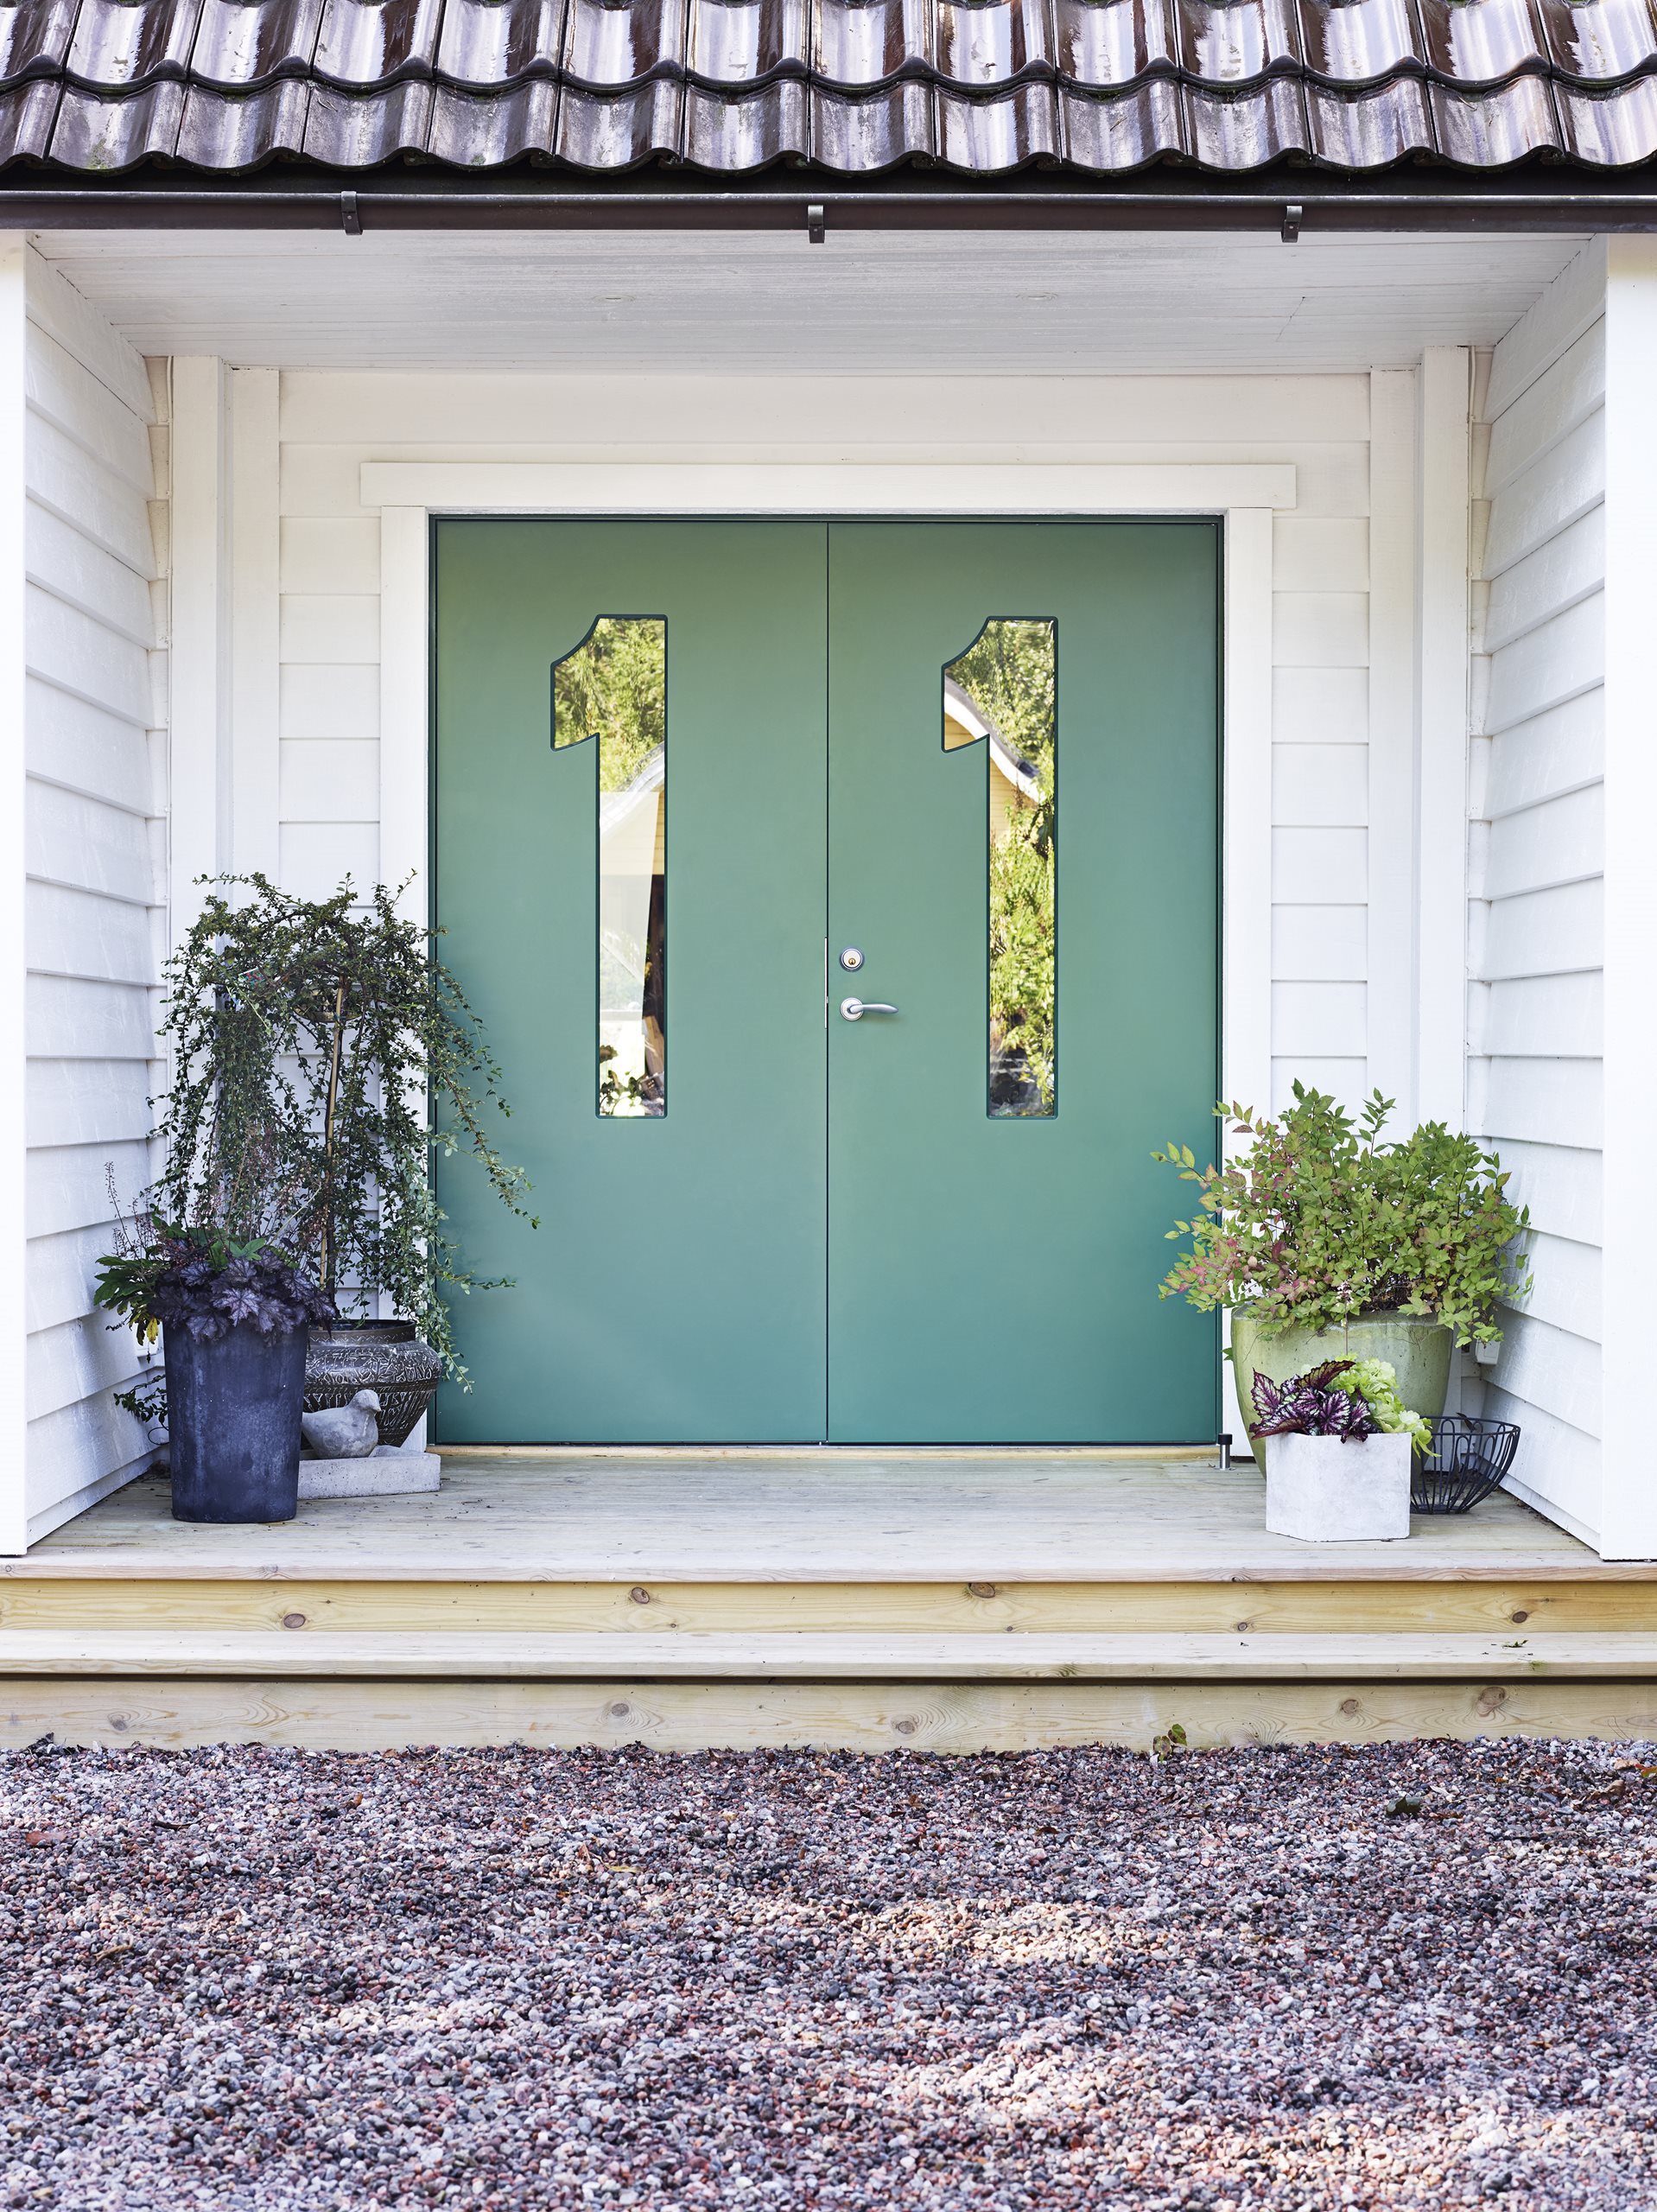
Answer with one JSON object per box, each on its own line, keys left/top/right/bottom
{"left": 3, "top": 1738, "right": 1654, "bottom": 2209}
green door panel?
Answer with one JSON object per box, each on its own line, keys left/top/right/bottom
{"left": 826, "top": 521, "right": 1219, "bottom": 1443}
{"left": 432, "top": 519, "right": 829, "bottom": 1441}
{"left": 433, "top": 518, "right": 1217, "bottom": 1443}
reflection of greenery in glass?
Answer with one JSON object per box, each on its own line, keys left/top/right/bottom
{"left": 553, "top": 616, "right": 665, "bottom": 788}
{"left": 949, "top": 620, "right": 1056, "bottom": 1116}
{"left": 552, "top": 617, "right": 668, "bottom": 1117}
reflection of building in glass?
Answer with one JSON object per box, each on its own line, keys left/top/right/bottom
{"left": 598, "top": 747, "right": 666, "bottom": 1116}
{"left": 553, "top": 616, "right": 668, "bottom": 1117}
{"left": 943, "top": 621, "right": 1057, "bottom": 1118}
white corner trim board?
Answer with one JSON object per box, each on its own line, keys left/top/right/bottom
{"left": 358, "top": 461, "right": 1298, "bottom": 517}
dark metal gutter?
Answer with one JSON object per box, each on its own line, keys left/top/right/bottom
{"left": 3, "top": 177, "right": 1655, "bottom": 233}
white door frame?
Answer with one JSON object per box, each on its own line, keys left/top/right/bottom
{"left": 363, "top": 459, "right": 1296, "bottom": 1439}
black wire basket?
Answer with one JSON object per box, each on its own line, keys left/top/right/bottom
{"left": 1411, "top": 1414, "right": 1521, "bottom": 1516}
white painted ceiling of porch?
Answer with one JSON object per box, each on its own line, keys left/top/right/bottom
{"left": 33, "top": 226, "right": 1585, "bottom": 373}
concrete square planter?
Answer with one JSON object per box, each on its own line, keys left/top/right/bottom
{"left": 1264, "top": 1431, "right": 1412, "bottom": 1543}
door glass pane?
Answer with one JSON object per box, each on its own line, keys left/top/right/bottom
{"left": 943, "top": 620, "right": 1057, "bottom": 1116}
{"left": 553, "top": 617, "right": 667, "bottom": 1116}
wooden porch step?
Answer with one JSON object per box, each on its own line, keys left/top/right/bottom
{"left": 5, "top": 1630, "right": 1657, "bottom": 1680}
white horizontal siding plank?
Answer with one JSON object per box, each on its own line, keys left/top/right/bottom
{"left": 1482, "top": 410, "right": 1604, "bottom": 578}
{"left": 1270, "top": 1057, "right": 1368, "bottom": 1115}
{"left": 27, "top": 1221, "right": 120, "bottom": 1338}
{"left": 1484, "top": 505, "right": 1603, "bottom": 655}
{"left": 280, "top": 594, "right": 378, "bottom": 664}
{"left": 1271, "top": 665, "right": 1368, "bottom": 746}
{"left": 280, "top": 369, "right": 1374, "bottom": 449}
{"left": 1486, "top": 1309, "right": 1599, "bottom": 1440}
{"left": 1272, "top": 593, "right": 1368, "bottom": 669}
{"left": 27, "top": 783, "right": 154, "bottom": 906}
{"left": 1271, "top": 516, "right": 1369, "bottom": 592}
{"left": 1279, "top": 444, "right": 1370, "bottom": 519}
{"left": 1271, "top": 742, "right": 1366, "bottom": 827}
{"left": 28, "top": 1058, "right": 153, "bottom": 1149}
{"left": 279, "top": 514, "right": 380, "bottom": 592}
{"left": 25, "top": 413, "right": 156, "bottom": 575}
{"left": 25, "top": 585, "right": 150, "bottom": 728}
{"left": 1482, "top": 692, "right": 1602, "bottom": 822}
{"left": 1481, "top": 879, "right": 1602, "bottom": 981}
{"left": 24, "top": 1396, "right": 149, "bottom": 1533}
{"left": 280, "top": 446, "right": 369, "bottom": 520}
{"left": 1270, "top": 980, "right": 1367, "bottom": 1057}
{"left": 27, "top": 1139, "right": 151, "bottom": 1243}
{"left": 279, "top": 664, "right": 378, "bottom": 741}
{"left": 1470, "top": 1054, "right": 1602, "bottom": 1151}
{"left": 1483, "top": 1389, "right": 1600, "bottom": 1544}
{"left": 1476, "top": 1136, "right": 1601, "bottom": 1246}
{"left": 280, "top": 738, "right": 379, "bottom": 823}
{"left": 24, "top": 973, "right": 156, "bottom": 1063}
{"left": 27, "top": 1312, "right": 146, "bottom": 1426}
{"left": 1271, "top": 904, "right": 1367, "bottom": 981}
{"left": 1482, "top": 785, "right": 1603, "bottom": 902}
{"left": 25, "top": 249, "right": 155, "bottom": 425}
{"left": 24, "top": 680, "right": 152, "bottom": 816}
{"left": 25, "top": 500, "right": 151, "bottom": 645}
{"left": 1519, "top": 1230, "right": 1602, "bottom": 1342}
{"left": 1481, "top": 972, "right": 1602, "bottom": 1060}
{"left": 1484, "top": 321, "right": 1606, "bottom": 501}
{"left": 1271, "top": 827, "right": 1367, "bottom": 904}
{"left": 26, "top": 327, "right": 152, "bottom": 498}
{"left": 1484, "top": 594, "right": 1603, "bottom": 734}
{"left": 25, "top": 881, "right": 155, "bottom": 986}
{"left": 1483, "top": 240, "right": 1606, "bottom": 420}
{"left": 278, "top": 823, "right": 379, "bottom": 901}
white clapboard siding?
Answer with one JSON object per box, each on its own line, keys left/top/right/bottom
{"left": 1467, "top": 242, "right": 1606, "bottom": 1543}
{"left": 272, "top": 370, "right": 1378, "bottom": 1132}
{"left": 22, "top": 249, "right": 164, "bottom": 1548}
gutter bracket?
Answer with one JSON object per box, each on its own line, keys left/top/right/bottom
{"left": 1281, "top": 201, "right": 1302, "bottom": 243}
{"left": 807, "top": 200, "right": 825, "bottom": 245}
{"left": 341, "top": 188, "right": 362, "bottom": 236}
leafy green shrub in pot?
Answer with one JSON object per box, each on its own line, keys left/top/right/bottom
{"left": 1153, "top": 1084, "right": 1530, "bottom": 1446}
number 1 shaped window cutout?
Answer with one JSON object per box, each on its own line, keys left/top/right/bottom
{"left": 943, "top": 620, "right": 1057, "bottom": 1117}
{"left": 553, "top": 617, "right": 667, "bottom": 1117}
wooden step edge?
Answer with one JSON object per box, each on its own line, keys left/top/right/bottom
{"left": 4, "top": 1630, "right": 1657, "bottom": 1681}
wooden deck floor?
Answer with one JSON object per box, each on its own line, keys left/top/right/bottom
{"left": 5, "top": 1454, "right": 1655, "bottom": 1751}
{"left": 10, "top": 1449, "right": 1622, "bottom": 1583}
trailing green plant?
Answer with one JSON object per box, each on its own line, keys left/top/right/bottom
{"left": 1152, "top": 1082, "right": 1530, "bottom": 1348}
{"left": 150, "top": 874, "right": 535, "bottom": 1382}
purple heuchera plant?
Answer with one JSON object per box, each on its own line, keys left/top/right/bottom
{"left": 1249, "top": 1361, "right": 1380, "bottom": 1444}
{"left": 149, "top": 1237, "right": 337, "bottom": 1344}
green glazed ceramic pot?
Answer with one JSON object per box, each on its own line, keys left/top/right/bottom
{"left": 1228, "top": 1309, "right": 1453, "bottom": 1465}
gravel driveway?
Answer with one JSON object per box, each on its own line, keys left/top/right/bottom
{"left": 3, "top": 1738, "right": 1654, "bottom": 2210}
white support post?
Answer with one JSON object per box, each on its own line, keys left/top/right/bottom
{"left": 1367, "top": 367, "right": 1419, "bottom": 1121}
{"left": 1413, "top": 347, "right": 1472, "bottom": 1132}
{"left": 0, "top": 237, "right": 26, "bottom": 1555}
{"left": 168, "top": 359, "right": 232, "bottom": 939}
{"left": 1600, "top": 237, "right": 1657, "bottom": 1560}
{"left": 1222, "top": 505, "right": 1275, "bottom": 1445}
{"left": 378, "top": 506, "right": 429, "bottom": 925}
{"left": 229, "top": 367, "right": 280, "bottom": 880}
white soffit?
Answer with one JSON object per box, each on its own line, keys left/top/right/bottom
{"left": 31, "top": 226, "right": 1587, "bottom": 375}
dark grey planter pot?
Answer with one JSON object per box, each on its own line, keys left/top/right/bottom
{"left": 305, "top": 1320, "right": 445, "bottom": 1447}
{"left": 165, "top": 1321, "right": 308, "bottom": 1524}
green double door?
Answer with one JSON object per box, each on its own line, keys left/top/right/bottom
{"left": 434, "top": 518, "right": 1218, "bottom": 1444}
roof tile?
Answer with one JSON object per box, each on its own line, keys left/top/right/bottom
{"left": 3, "top": 0, "right": 1656, "bottom": 174}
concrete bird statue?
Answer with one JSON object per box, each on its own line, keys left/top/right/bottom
{"left": 301, "top": 1389, "right": 382, "bottom": 1459}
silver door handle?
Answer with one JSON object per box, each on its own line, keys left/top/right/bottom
{"left": 841, "top": 997, "right": 898, "bottom": 1021}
